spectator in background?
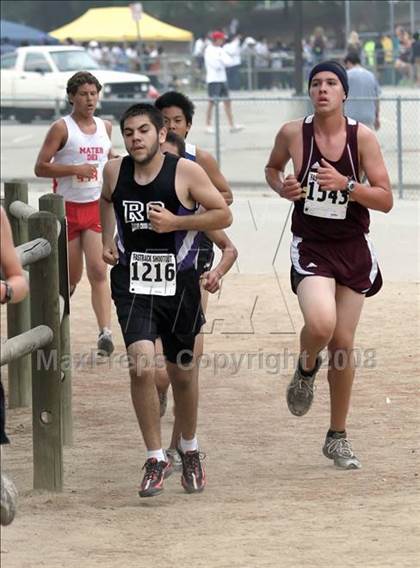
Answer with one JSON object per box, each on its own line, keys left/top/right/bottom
{"left": 310, "top": 26, "right": 327, "bottom": 64}
{"left": 193, "top": 36, "right": 206, "bottom": 71}
{"left": 394, "top": 27, "right": 413, "bottom": 83}
{"left": 380, "top": 33, "right": 394, "bottom": 85}
{"left": 347, "top": 30, "right": 362, "bottom": 57}
{"left": 412, "top": 32, "right": 420, "bottom": 86}
{"left": 302, "top": 38, "right": 314, "bottom": 80}
{"left": 204, "top": 31, "right": 243, "bottom": 133}
{"left": 125, "top": 43, "right": 139, "bottom": 72}
{"left": 0, "top": 37, "right": 15, "bottom": 55}
{"left": 88, "top": 41, "right": 102, "bottom": 64}
{"left": 101, "top": 45, "right": 112, "bottom": 69}
{"left": 148, "top": 45, "right": 163, "bottom": 89}
{"left": 224, "top": 33, "right": 242, "bottom": 91}
{"left": 374, "top": 34, "right": 385, "bottom": 68}
{"left": 111, "top": 43, "right": 128, "bottom": 71}
{"left": 255, "top": 36, "right": 271, "bottom": 89}
{"left": 344, "top": 52, "right": 380, "bottom": 130}
{"left": 363, "top": 37, "right": 376, "bottom": 67}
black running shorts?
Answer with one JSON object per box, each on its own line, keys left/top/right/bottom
{"left": 196, "top": 234, "right": 215, "bottom": 276}
{"left": 111, "top": 264, "right": 204, "bottom": 364}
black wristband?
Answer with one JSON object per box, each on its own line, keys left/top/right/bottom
{"left": 0, "top": 281, "right": 13, "bottom": 304}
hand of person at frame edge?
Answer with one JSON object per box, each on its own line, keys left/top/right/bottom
{"left": 201, "top": 269, "right": 223, "bottom": 293}
{"left": 102, "top": 240, "right": 119, "bottom": 266}
{"left": 316, "top": 159, "right": 348, "bottom": 191}
{"left": 148, "top": 205, "right": 178, "bottom": 233}
{"left": 0, "top": 281, "right": 7, "bottom": 302}
{"left": 281, "top": 174, "right": 305, "bottom": 201}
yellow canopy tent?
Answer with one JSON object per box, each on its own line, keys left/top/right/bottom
{"left": 49, "top": 6, "right": 193, "bottom": 43}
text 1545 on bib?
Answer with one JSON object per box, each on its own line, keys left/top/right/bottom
{"left": 304, "top": 171, "right": 349, "bottom": 219}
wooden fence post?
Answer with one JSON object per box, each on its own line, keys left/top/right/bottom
{"left": 29, "top": 211, "right": 63, "bottom": 491}
{"left": 39, "top": 194, "right": 73, "bottom": 447}
{"left": 4, "top": 182, "right": 31, "bottom": 407}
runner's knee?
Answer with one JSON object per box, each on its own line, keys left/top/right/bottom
{"left": 305, "top": 319, "right": 335, "bottom": 344}
{"left": 328, "top": 332, "right": 355, "bottom": 352}
{"left": 86, "top": 262, "right": 107, "bottom": 283}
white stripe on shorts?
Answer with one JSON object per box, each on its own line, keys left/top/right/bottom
{"left": 363, "top": 234, "right": 379, "bottom": 290}
{"left": 290, "top": 235, "right": 316, "bottom": 275}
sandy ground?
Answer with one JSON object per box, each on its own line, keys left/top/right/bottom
{"left": 1, "top": 271, "right": 419, "bottom": 568}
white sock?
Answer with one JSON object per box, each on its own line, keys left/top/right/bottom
{"left": 180, "top": 435, "right": 198, "bottom": 453}
{"left": 146, "top": 448, "right": 166, "bottom": 462}
{"left": 100, "top": 327, "right": 112, "bottom": 336}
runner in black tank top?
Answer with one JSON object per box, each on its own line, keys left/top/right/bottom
{"left": 100, "top": 104, "right": 232, "bottom": 497}
{"left": 265, "top": 61, "right": 393, "bottom": 471}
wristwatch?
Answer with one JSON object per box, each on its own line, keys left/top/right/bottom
{"left": 346, "top": 177, "right": 356, "bottom": 193}
{"left": 0, "top": 281, "right": 13, "bottom": 304}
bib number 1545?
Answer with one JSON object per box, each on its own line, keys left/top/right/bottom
{"left": 304, "top": 171, "right": 349, "bottom": 219}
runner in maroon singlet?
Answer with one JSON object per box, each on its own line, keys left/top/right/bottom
{"left": 265, "top": 61, "right": 393, "bottom": 469}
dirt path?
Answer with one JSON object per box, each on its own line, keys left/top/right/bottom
{"left": 1, "top": 274, "right": 419, "bottom": 568}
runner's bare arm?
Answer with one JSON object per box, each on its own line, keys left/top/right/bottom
{"left": 105, "top": 120, "right": 119, "bottom": 159}
{"left": 100, "top": 160, "right": 120, "bottom": 265}
{"left": 265, "top": 122, "right": 303, "bottom": 201}
{"left": 34, "top": 120, "right": 97, "bottom": 179}
{"left": 148, "top": 159, "right": 232, "bottom": 233}
{"left": 201, "top": 229, "right": 238, "bottom": 293}
{"left": 351, "top": 125, "right": 393, "bottom": 213}
{"left": 196, "top": 148, "right": 233, "bottom": 205}
{"left": 0, "top": 207, "right": 29, "bottom": 303}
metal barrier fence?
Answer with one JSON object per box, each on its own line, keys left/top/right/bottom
{"left": 0, "top": 94, "right": 418, "bottom": 198}
{"left": 188, "top": 95, "right": 420, "bottom": 199}
{"left": 110, "top": 54, "right": 419, "bottom": 91}
{"left": 1, "top": 182, "right": 72, "bottom": 492}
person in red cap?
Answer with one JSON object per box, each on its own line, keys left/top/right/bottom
{"left": 204, "top": 31, "right": 243, "bottom": 134}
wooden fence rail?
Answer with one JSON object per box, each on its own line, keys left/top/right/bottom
{"left": 2, "top": 182, "right": 72, "bottom": 491}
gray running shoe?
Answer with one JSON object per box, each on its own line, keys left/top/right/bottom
{"left": 1, "top": 472, "right": 18, "bottom": 526}
{"left": 165, "top": 448, "right": 182, "bottom": 471}
{"left": 286, "top": 356, "right": 322, "bottom": 416}
{"left": 159, "top": 391, "right": 168, "bottom": 417}
{"left": 97, "top": 328, "right": 114, "bottom": 357}
{"left": 322, "top": 435, "right": 362, "bottom": 469}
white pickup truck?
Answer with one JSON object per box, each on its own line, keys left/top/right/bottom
{"left": 1, "top": 45, "right": 158, "bottom": 122}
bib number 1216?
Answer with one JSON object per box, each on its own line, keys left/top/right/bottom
{"left": 130, "top": 252, "right": 176, "bottom": 296}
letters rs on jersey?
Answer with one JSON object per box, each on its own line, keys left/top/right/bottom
{"left": 123, "top": 200, "right": 164, "bottom": 231}
{"left": 112, "top": 154, "right": 203, "bottom": 295}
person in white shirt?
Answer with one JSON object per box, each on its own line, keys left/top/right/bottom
{"left": 223, "top": 33, "right": 242, "bottom": 90}
{"left": 204, "top": 31, "right": 243, "bottom": 133}
{"left": 193, "top": 36, "right": 206, "bottom": 71}
{"left": 34, "top": 72, "right": 115, "bottom": 356}
{"left": 88, "top": 41, "right": 102, "bottom": 64}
